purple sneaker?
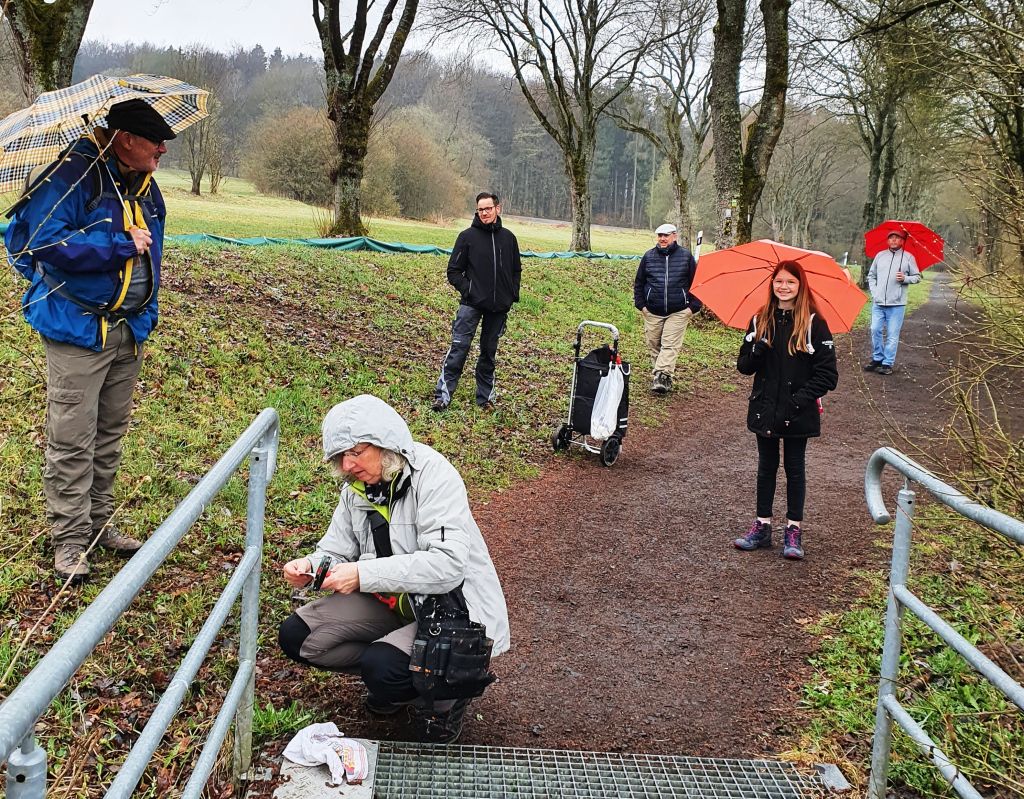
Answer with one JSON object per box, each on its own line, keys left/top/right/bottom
{"left": 734, "top": 520, "right": 772, "bottom": 550}
{"left": 782, "top": 524, "right": 804, "bottom": 559}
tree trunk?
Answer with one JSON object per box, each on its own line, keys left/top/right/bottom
{"left": 668, "top": 154, "right": 692, "bottom": 244}
{"left": 4, "top": 0, "right": 95, "bottom": 97}
{"left": 878, "top": 136, "right": 898, "bottom": 221}
{"left": 709, "top": 0, "right": 745, "bottom": 249}
{"left": 566, "top": 146, "right": 594, "bottom": 252}
{"left": 328, "top": 106, "right": 372, "bottom": 237}
{"left": 735, "top": 0, "right": 791, "bottom": 243}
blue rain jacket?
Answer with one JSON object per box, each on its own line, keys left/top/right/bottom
{"left": 5, "top": 136, "right": 165, "bottom": 350}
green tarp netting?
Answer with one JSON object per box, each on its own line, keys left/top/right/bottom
{"left": 0, "top": 224, "right": 639, "bottom": 260}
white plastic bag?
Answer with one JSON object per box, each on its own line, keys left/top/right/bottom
{"left": 283, "top": 722, "right": 370, "bottom": 785}
{"left": 591, "top": 363, "right": 624, "bottom": 440}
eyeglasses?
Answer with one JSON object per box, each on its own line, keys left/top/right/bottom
{"left": 476, "top": 205, "right": 497, "bottom": 213}
{"left": 339, "top": 444, "right": 372, "bottom": 461}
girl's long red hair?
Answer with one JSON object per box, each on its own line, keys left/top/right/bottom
{"left": 753, "top": 260, "right": 819, "bottom": 355}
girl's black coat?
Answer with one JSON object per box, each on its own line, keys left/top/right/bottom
{"left": 736, "top": 310, "right": 839, "bottom": 438}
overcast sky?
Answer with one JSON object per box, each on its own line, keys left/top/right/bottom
{"left": 85, "top": 0, "right": 323, "bottom": 57}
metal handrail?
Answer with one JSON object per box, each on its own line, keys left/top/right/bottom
{"left": 864, "top": 446, "right": 1024, "bottom": 799}
{"left": 1, "top": 408, "right": 279, "bottom": 798}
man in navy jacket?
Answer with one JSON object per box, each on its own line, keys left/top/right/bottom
{"left": 633, "top": 223, "right": 701, "bottom": 393}
{"left": 433, "top": 192, "right": 521, "bottom": 411}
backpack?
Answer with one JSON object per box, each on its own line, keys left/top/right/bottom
{"left": 6, "top": 145, "right": 104, "bottom": 280}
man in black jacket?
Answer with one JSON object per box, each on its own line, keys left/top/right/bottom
{"left": 433, "top": 193, "right": 522, "bottom": 411}
{"left": 633, "top": 223, "right": 701, "bottom": 394}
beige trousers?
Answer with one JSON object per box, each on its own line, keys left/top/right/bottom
{"left": 43, "top": 324, "right": 143, "bottom": 547}
{"left": 641, "top": 307, "right": 693, "bottom": 376}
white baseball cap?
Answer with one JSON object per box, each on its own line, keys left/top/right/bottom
{"left": 655, "top": 223, "right": 677, "bottom": 235}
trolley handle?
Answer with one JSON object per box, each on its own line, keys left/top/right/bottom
{"left": 576, "top": 320, "right": 620, "bottom": 354}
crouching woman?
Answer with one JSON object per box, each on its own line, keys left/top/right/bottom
{"left": 278, "top": 394, "right": 510, "bottom": 743}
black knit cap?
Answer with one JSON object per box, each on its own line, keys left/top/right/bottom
{"left": 106, "top": 99, "right": 177, "bottom": 142}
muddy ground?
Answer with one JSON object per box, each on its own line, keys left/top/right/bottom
{"left": 257, "top": 271, "right": 989, "bottom": 769}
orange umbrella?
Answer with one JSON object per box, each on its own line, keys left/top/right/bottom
{"left": 690, "top": 239, "right": 867, "bottom": 333}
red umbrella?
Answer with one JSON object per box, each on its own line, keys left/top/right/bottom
{"left": 864, "top": 220, "right": 944, "bottom": 269}
{"left": 690, "top": 239, "right": 868, "bottom": 333}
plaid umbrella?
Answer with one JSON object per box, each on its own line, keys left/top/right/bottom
{"left": 0, "top": 74, "right": 209, "bottom": 193}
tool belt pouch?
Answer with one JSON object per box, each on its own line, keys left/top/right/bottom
{"left": 409, "top": 587, "right": 495, "bottom": 701}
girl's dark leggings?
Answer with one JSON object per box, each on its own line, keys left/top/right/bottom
{"left": 755, "top": 434, "right": 808, "bottom": 522}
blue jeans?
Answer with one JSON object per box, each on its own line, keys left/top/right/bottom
{"left": 870, "top": 303, "right": 906, "bottom": 367}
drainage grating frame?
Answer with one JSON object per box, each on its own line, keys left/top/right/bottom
{"left": 373, "top": 743, "right": 830, "bottom": 798}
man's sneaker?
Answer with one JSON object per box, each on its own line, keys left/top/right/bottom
{"left": 662, "top": 373, "right": 673, "bottom": 391}
{"left": 54, "top": 543, "right": 90, "bottom": 584}
{"left": 411, "top": 698, "right": 470, "bottom": 744}
{"left": 364, "top": 694, "right": 403, "bottom": 716}
{"left": 876, "top": 365, "right": 894, "bottom": 375}
{"left": 651, "top": 372, "right": 668, "bottom": 394}
{"left": 431, "top": 399, "right": 449, "bottom": 413}
{"left": 863, "top": 360, "right": 882, "bottom": 372}
{"left": 96, "top": 527, "right": 143, "bottom": 555}
{"left": 782, "top": 524, "right": 805, "bottom": 560}
{"left": 734, "top": 520, "right": 773, "bottom": 550}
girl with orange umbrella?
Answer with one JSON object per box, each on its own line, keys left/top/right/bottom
{"left": 733, "top": 261, "right": 839, "bottom": 560}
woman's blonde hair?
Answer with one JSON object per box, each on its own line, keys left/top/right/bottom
{"left": 754, "top": 260, "right": 818, "bottom": 355}
{"left": 332, "top": 445, "right": 408, "bottom": 484}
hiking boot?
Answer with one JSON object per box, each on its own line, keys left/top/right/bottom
{"left": 863, "top": 360, "right": 882, "bottom": 372}
{"left": 651, "top": 372, "right": 668, "bottom": 394}
{"left": 734, "top": 519, "right": 773, "bottom": 550}
{"left": 876, "top": 365, "right": 894, "bottom": 375}
{"left": 96, "top": 526, "right": 143, "bottom": 555}
{"left": 662, "top": 373, "right": 673, "bottom": 391}
{"left": 782, "top": 524, "right": 804, "bottom": 560}
{"left": 364, "top": 694, "right": 403, "bottom": 716}
{"left": 54, "top": 543, "right": 90, "bottom": 584}
{"left": 431, "top": 398, "right": 449, "bottom": 413}
{"left": 478, "top": 401, "right": 496, "bottom": 412}
{"left": 411, "top": 698, "right": 470, "bottom": 744}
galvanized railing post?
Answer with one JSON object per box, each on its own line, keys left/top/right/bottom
{"left": 233, "top": 427, "right": 274, "bottom": 784}
{"left": 5, "top": 731, "right": 46, "bottom": 799}
{"left": 867, "top": 484, "right": 915, "bottom": 799}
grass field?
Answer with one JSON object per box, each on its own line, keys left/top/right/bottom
{"left": 156, "top": 169, "right": 654, "bottom": 254}
{"left": 0, "top": 177, "right": 1012, "bottom": 798}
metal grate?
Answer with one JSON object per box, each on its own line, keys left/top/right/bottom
{"left": 373, "top": 744, "right": 829, "bottom": 799}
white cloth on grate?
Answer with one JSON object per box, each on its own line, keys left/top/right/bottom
{"left": 283, "top": 722, "right": 369, "bottom": 785}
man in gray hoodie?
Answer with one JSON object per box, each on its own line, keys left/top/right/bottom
{"left": 864, "top": 231, "right": 921, "bottom": 375}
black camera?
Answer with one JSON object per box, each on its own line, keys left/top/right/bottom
{"left": 311, "top": 555, "right": 332, "bottom": 590}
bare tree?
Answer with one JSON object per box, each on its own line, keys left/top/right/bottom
{"left": 609, "top": 0, "right": 713, "bottom": 242}
{"left": 945, "top": 0, "right": 1024, "bottom": 267}
{"left": 1, "top": 0, "right": 94, "bottom": 97}
{"left": 314, "top": 0, "right": 419, "bottom": 237}
{"left": 759, "top": 107, "right": 857, "bottom": 247}
{"left": 174, "top": 46, "right": 232, "bottom": 196}
{"left": 796, "top": 0, "right": 948, "bottom": 279}
{"left": 709, "top": 0, "right": 792, "bottom": 247}
{"left": 429, "top": 0, "right": 657, "bottom": 251}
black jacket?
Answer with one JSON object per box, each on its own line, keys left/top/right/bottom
{"left": 633, "top": 241, "right": 702, "bottom": 315}
{"left": 737, "top": 309, "right": 839, "bottom": 438}
{"left": 446, "top": 215, "right": 522, "bottom": 313}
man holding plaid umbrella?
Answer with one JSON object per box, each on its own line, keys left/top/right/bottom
{"left": 5, "top": 99, "right": 176, "bottom": 583}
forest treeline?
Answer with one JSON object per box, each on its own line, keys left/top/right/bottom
{"left": 15, "top": 41, "right": 892, "bottom": 258}
{"left": 0, "top": 0, "right": 1019, "bottom": 264}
